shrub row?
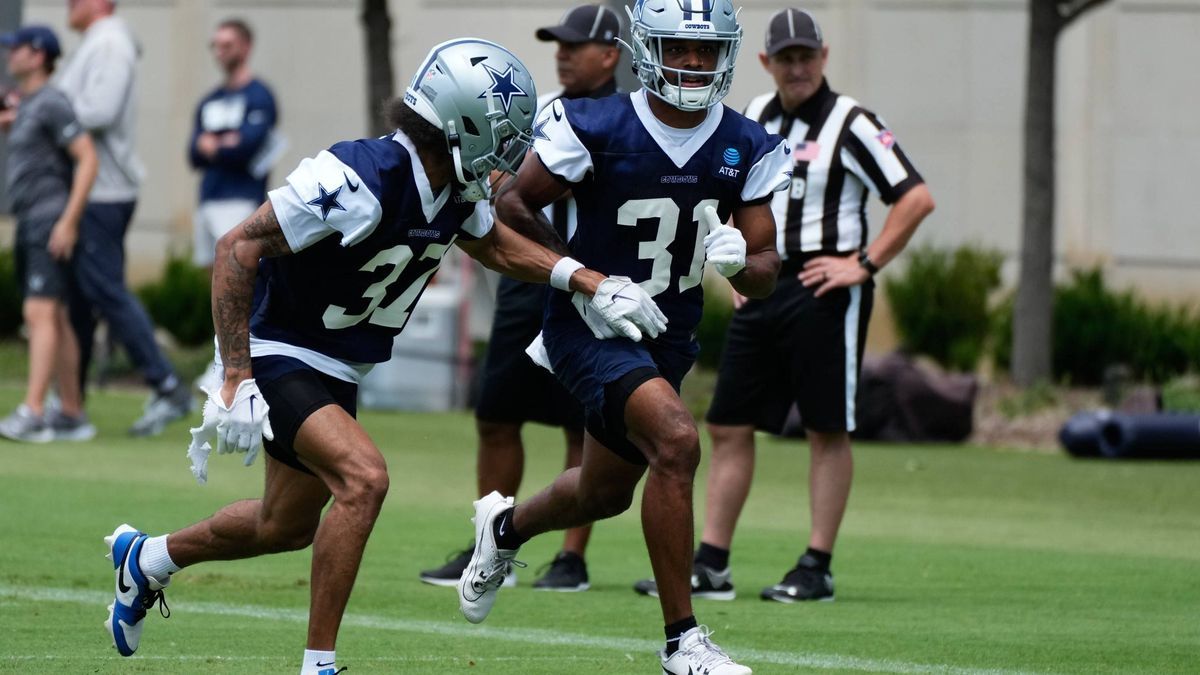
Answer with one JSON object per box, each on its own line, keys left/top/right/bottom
{"left": 885, "top": 247, "right": 1200, "bottom": 385}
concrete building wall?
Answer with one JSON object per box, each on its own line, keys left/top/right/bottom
{"left": 9, "top": 0, "right": 1199, "bottom": 301}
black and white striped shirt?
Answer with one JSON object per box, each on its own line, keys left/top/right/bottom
{"left": 744, "top": 79, "right": 923, "bottom": 260}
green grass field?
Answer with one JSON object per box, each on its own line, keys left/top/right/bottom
{"left": 1, "top": 384, "right": 1198, "bottom": 674}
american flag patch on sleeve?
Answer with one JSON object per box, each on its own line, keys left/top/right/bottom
{"left": 793, "top": 141, "right": 820, "bottom": 162}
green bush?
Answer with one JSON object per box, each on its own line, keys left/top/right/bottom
{"left": 993, "top": 269, "right": 1200, "bottom": 385}
{"left": 137, "top": 255, "right": 213, "bottom": 346}
{"left": 0, "top": 248, "right": 23, "bottom": 338}
{"left": 884, "top": 245, "right": 1003, "bottom": 371}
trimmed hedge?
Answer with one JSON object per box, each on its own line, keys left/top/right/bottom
{"left": 884, "top": 245, "right": 1003, "bottom": 372}
{"left": 137, "top": 255, "right": 213, "bottom": 347}
{"left": 993, "top": 269, "right": 1200, "bottom": 385}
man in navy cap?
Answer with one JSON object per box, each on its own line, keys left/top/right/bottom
{"left": 0, "top": 25, "right": 99, "bottom": 443}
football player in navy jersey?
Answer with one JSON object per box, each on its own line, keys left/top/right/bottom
{"left": 99, "top": 39, "right": 666, "bottom": 675}
{"left": 458, "top": 3, "right": 792, "bottom": 673}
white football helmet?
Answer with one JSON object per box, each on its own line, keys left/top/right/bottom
{"left": 623, "top": 0, "right": 742, "bottom": 111}
{"left": 404, "top": 39, "right": 537, "bottom": 201}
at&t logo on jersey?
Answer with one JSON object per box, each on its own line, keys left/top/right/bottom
{"left": 717, "top": 146, "right": 741, "bottom": 178}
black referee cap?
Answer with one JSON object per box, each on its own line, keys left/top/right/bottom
{"left": 536, "top": 4, "right": 621, "bottom": 45}
{"left": 765, "top": 8, "right": 823, "bottom": 56}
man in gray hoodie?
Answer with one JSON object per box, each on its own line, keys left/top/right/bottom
{"left": 56, "top": 0, "right": 193, "bottom": 436}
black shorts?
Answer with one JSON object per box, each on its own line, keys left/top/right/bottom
{"left": 475, "top": 276, "right": 584, "bottom": 430}
{"left": 15, "top": 215, "right": 70, "bottom": 301}
{"left": 254, "top": 355, "right": 358, "bottom": 476}
{"left": 583, "top": 366, "right": 661, "bottom": 465}
{"left": 706, "top": 268, "right": 874, "bottom": 434}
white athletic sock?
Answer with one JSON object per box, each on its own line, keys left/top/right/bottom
{"left": 138, "top": 535, "right": 181, "bottom": 580}
{"left": 300, "top": 649, "right": 337, "bottom": 674}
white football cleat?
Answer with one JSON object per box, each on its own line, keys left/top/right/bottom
{"left": 661, "top": 626, "right": 751, "bottom": 675}
{"left": 457, "top": 491, "right": 523, "bottom": 624}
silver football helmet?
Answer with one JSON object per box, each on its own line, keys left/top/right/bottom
{"left": 623, "top": 0, "right": 742, "bottom": 111}
{"left": 404, "top": 39, "right": 537, "bottom": 201}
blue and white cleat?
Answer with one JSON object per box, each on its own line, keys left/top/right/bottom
{"left": 104, "top": 524, "right": 170, "bottom": 656}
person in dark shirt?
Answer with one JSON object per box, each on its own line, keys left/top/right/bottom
{"left": 188, "top": 18, "right": 279, "bottom": 272}
{"left": 188, "top": 18, "right": 281, "bottom": 395}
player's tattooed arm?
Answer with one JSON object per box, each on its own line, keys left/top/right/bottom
{"left": 211, "top": 201, "right": 292, "bottom": 389}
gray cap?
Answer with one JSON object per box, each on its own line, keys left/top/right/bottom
{"left": 536, "top": 4, "right": 621, "bottom": 45}
{"left": 765, "top": 8, "right": 823, "bottom": 56}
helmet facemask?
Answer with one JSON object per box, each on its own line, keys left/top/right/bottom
{"left": 449, "top": 98, "right": 535, "bottom": 202}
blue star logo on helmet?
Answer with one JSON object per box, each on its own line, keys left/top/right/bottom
{"left": 723, "top": 147, "right": 741, "bottom": 165}
{"left": 306, "top": 183, "right": 346, "bottom": 221}
{"left": 478, "top": 63, "right": 529, "bottom": 115}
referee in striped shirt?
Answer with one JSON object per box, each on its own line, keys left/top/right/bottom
{"left": 696, "top": 8, "right": 934, "bottom": 602}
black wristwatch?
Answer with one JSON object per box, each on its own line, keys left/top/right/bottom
{"left": 858, "top": 250, "right": 880, "bottom": 276}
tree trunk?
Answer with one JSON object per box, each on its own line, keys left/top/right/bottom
{"left": 1012, "top": 1, "right": 1061, "bottom": 386}
{"left": 360, "top": 0, "right": 395, "bottom": 137}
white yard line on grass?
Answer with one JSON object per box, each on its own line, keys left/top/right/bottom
{"left": 0, "top": 585, "right": 1041, "bottom": 675}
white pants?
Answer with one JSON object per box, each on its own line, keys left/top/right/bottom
{"left": 192, "top": 198, "right": 259, "bottom": 267}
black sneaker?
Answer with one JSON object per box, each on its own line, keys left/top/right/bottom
{"left": 532, "top": 551, "right": 589, "bottom": 592}
{"left": 760, "top": 555, "right": 834, "bottom": 603}
{"left": 420, "top": 543, "right": 517, "bottom": 588}
{"left": 632, "top": 560, "right": 735, "bottom": 600}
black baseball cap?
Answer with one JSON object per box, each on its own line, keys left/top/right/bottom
{"left": 0, "top": 25, "right": 62, "bottom": 60}
{"left": 764, "top": 8, "right": 823, "bottom": 56}
{"left": 536, "top": 4, "right": 621, "bottom": 45}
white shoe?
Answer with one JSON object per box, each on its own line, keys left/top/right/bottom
{"left": 660, "top": 626, "right": 751, "bottom": 675}
{"left": 457, "top": 491, "right": 523, "bottom": 624}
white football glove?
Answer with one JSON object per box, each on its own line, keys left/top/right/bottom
{"left": 571, "top": 291, "right": 621, "bottom": 339}
{"left": 582, "top": 276, "right": 668, "bottom": 342}
{"left": 701, "top": 205, "right": 746, "bottom": 278}
{"left": 186, "top": 401, "right": 219, "bottom": 485}
{"left": 525, "top": 332, "right": 555, "bottom": 374}
{"left": 193, "top": 379, "right": 274, "bottom": 469}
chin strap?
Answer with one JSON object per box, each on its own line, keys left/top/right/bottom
{"left": 447, "top": 120, "right": 488, "bottom": 202}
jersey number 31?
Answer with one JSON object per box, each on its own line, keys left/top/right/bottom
{"left": 616, "top": 197, "right": 717, "bottom": 296}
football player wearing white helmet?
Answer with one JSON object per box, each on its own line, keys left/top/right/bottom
{"left": 626, "top": 0, "right": 742, "bottom": 111}
{"left": 456, "top": 3, "right": 791, "bottom": 673}
{"left": 100, "top": 38, "right": 665, "bottom": 675}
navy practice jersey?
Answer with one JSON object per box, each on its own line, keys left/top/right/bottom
{"left": 533, "top": 90, "right": 791, "bottom": 346}
{"left": 251, "top": 130, "right": 490, "bottom": 379}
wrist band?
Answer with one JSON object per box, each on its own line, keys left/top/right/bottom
{"left": 858, "top": 250, "right": 880, "bottom": 276}
{"left": 550, "top": 257, "right": 585, "bottom": 291}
